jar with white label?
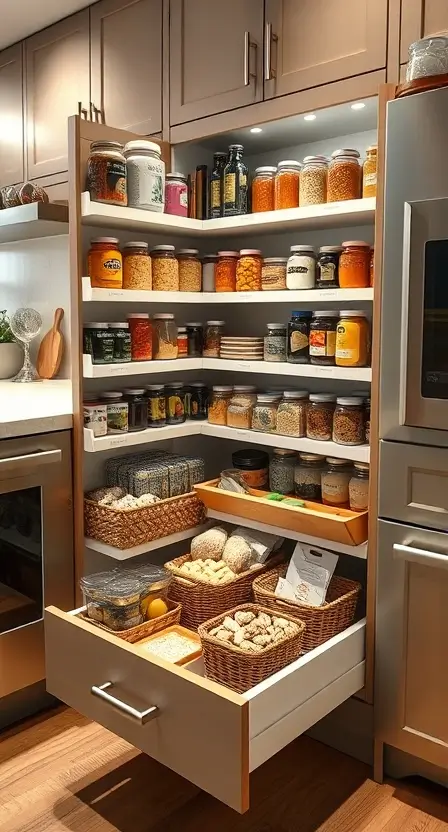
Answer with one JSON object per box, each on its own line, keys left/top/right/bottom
{"left": 286, "top": 245, "right": 316, "bottom": 290}
{"left": 123, "top": 140, "right": 165, "bottom": 212}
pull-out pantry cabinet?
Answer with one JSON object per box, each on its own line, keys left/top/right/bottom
{"left": 0, "top": 43, "right": 24, "bottom": 187}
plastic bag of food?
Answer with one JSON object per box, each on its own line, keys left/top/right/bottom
{"left": 275, "top": 542, "right": 339, "bottom": 607}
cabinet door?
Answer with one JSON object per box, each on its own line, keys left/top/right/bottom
{"left": 25, "top": 11, "right": 90, "bottom": 180}
{"left": 400, "top": 0, "right": 448, "bottom": 65}
{"left": 0, "top": 44, "right": 24, "bottom": 187}
{"left": 170, "top": 0, "right": 263, "bottom": 126}
{"left": 90, "top": 0, "right": 162, "bottom": 134}
{"left": 264, "top": 0, "right": 388, "bottom": 99}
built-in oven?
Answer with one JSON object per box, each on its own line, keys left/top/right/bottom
{"left": 0, "top": 431, "right": 73, "bottom": 698}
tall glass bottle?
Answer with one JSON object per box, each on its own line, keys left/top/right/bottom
{"left": 209, "top": 151, "right": 227, "bottom": 218}
{"left": 223, "top": 144, "right": 248, "bottom": 216}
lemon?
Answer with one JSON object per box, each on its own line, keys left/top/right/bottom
{"left": 147, "top": 598, "right": 168, "bottom": 619}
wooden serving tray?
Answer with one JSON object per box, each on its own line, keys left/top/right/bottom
{"left": 194, "top": 480, "right": 368, "bottom": 546}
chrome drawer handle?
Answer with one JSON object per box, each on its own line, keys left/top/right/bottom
{"left": 91, "top": 682, "right": 159, "bottom": 725}
{"left": 393, "top": 543, "right": 448, "bottom": 571}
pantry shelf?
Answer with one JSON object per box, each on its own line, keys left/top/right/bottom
{"left": 81, "top": 192, "right": 203, "bottom": 235}
{"left": 85, "top": 524, "right": 208, "bottom": 560}
{"left": 0, "top": 201, "right": 68, "bottom": 244}
{"left": 82, "top": 277, "right": 205, "bottom": 304}
{"left": 202, "top": 358, "right": 372, "bottom": 382}
{"left": 83, "top": 422, "right": 201, "bottom": 452}
{"left": 82, "top": 354, "right": 202, "bottom": 378}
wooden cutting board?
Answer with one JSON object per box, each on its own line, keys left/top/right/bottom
{"left": 36, "top": 308, "right": 64, "bottom": 379}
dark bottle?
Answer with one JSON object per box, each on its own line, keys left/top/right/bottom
{"left": 223, "top": 144, "right": 248, "bottom": 216}
{"left": 195, "top": 165, "right": 208, "bottom": 219}
{"left": 287, "top": 311, "right": 311, "bottom": 364}
{"left": 209, "top": 152, "right": 227, "bottom": 218}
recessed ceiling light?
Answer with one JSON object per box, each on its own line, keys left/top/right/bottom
{"left": 351, "top": 102, "right": 366, "bottom": 110}
{"left": 250, "top": 127, "right": 263, "bottom": 133}
{"left": 303, "top": 113, "right": 316, "bottom": 121}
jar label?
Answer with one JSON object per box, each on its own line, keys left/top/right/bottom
{"left": 364, "top": 172, "right": 377, "bottom": 187}
{"left": 336, "top": 323, "right": 359, "bottom": 362}
{"left": 88, "top": 158, "right": 127, "bottom": 204}
{"left": 290, "top": 330, "right": 309, "bottom": 351}
{"left": 310, "top": 329, "right": 336, "bottom": 356}
{"left": 103, "top": 258, "right": 122, "bottom": 272}
{"left": 167, "top": 394, "right": 184, "bottom": 419}
{"left": 89, "top": 248, "right": 123, "bottom": 289}
{"left": 319, "top": 262, "right": 336, "bottom": 282}
{"left": 287, "top": 265, "right": 310, "bottom": 274}
{"left": 127, "top": 159, "right": 164, "bottom": 209}
{"left": 180, "top": 190, "right": 188, "bottom": 208}
{"left": 210, "top": 179, "right": 221, "bottom": 210}
{"left": 224, "top": 173, "right": 236, "bottom": 204}
{"left": 149, "top": 396, "right": 166, "bottom": 423}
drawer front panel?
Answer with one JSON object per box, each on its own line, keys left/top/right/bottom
{"left": 379, "top": 441, "right": 448, "bottom": 530}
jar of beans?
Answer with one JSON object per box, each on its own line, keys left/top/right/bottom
{"left": 164, "top": 172, "right": 188, "bottom": 216}
{"left": 321, "top": 458, "right": 351, "bottom": 508}
{"left": 215, "top": 251, "right": 238, "bottom": 292}
{"left": 261, "top": 257, "right": 287, "bottom": 291}
{"left": 309, "top": 311, "right": 338, "bottom": 366}
{"left": 306, "top": 393, "right": 336, "bottom": 441}
{"left": 349, "top": 462, "right": 370, "bottom": 511}
{"left": 294, "top": 453, "right": 325, "bottom": 502}
{"left": 127, "top": 313, "right": 152, "bottom": 361}
{"left": 276, "top": 390, "right": 308, "bottom": 437}
{"left": 269, "top": 449, "right": 296, "bottom": 494}
{"left": 264, "top": 323, "right": 287, "bottom": 362}
{"left": 122, "top": 242, "right": 152, "bottom": 290}
{"left": 316, "top": 246, "right": 342, "bottom": 289}
{"left": 252, "top": 394, "right": 279, "bottom": 433}
{"left": 362, "top": 146, "right": 377, "bottom": 198}
{"left": 275, "top": 160, "right": 301, "bottom": 209}
{"left": 339, "top": 241, "right": 370, "bottom": 288}
{"left": 208, "top": 386, "right": 233, "bottom": 425}
{"left": 327, "top": 149, "right": 362, "bottom": 202}
{"left": 151, "top": 245, "right": 179, "bottom": 291}
{"left": 333, "top": 397, "right": 365, "bottom": 446}
{"left": 87, "top": 141, "right": 127, "bottom": 206}
{"left": 251, "top": 166, "right": 276, "bottom": 212}
{"left": 236, "top": 250, "right": 262, "bottom": 291}
{"left": 152, "top": 313, "right": 178, "bottom": 359}
{"left": 178, "top": 249, "right": 202, "bottom": 292}
{"left": 300, "top": 156, "right": 328, "bottom": 205}
{"left": 365, "top": 398, "right": 370, "bottom": 443}
{"left": 203, "top": 320, "right": 225, "bottom": 357}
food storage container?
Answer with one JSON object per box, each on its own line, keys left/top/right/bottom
{"left": 276, "top": 390, "right": 308, "bottom": 437}
{"left": 122, "top": 242, "right": 151, "bottom": 290}
{"left": 151, "top": 245, "right": 179, "bottom": 291}
{"left": 322, "top": 458, "right": 351, "bottom": 508}
{"left": 362, "top": 146, "right": 377, "bottom": 198}
{"left": 178, "top": 249, "right": 201, "bottom": 292}
{"left": 226, "top": 387, "right": 257, "bottom": 429}
{"left": 327, "top": 149, "right": 361, "bottom": 202}
{"left": 146, "top": 384, "right": 166, "bottom": 427}
{"left": 202, "top": 254, "right": 217, "bottom": 291}
{"left": 251, "top": 394, "right": 279, "bottom": 433}
{"left": 125, "top": 563, "right": 172, "bottom": 611}
{"left": 264, "top": 323, "right": 287, "bottom": 362}
{"left": 333, "top": 397, "right": 365, "bottom": 446}
{"left": 232, "top": 448, "right": 269, "bottom": 488}
{"left": 309, "top": 311, "right": 338, "bottom": 365}
{"left": 164, "top": 172, "right": 188, "bottom": 216}
{"left": 349, "top": 462, "right": 370, "bottom": 511}
{"left": 80, "top": 572, "right": 143, "bottom": 631}
{"left": 136, "top": 625, "right": 202, "bottom": 665}
{"left": 88, "top": 238, "right": 122, "bottom": 289}
{"left": 165, "top": 382, "right": 186, "bottom": 424}
{"left": 208, "top": 386, "right": 233, "bottom": 425}
{"left": 406, "top": 35, "right": 448, "bottom": 81}
{"left": 275, "top": 160, "right": 301, "bottom": 209}
{"left": 287, "top": 311, "right": 311, "bottom": 364}
{"left": 83, "top": 399, "right": 107, "bottom": 437}
{"left": 269, "top": 448, "right": 296, "bottom": 494}
{"left": 177, "top": 327, "right": 188, "bottom": 357}
{"left": 215, "top": 251, "right": 238, "bottom": 292}
{"left": 300, "top": 156, "right": 328, "bottom": 205}
{"left": 108, "top": 322, "right": 131, "bottom": 363}
{"left": 209, "top": 152, "right": 227, "bottom": 218}
{"left": 236, "top": 249, "right": 262, "bottom": 291}
{"left": 339, "top": 241, "right": 370, "bottom": 288}
{"left": 251, "top": 166, "right": 276, "bottom": 212}
{"left": 152, "top": 313, "right": 178, "bottom": 359}
{"left": 203, "top": 320, "right": 225, "bottom": 357}
{"left": 261, "top": 257, "right": 287, "bottom": 291}
{"left": 83, "top": 322, "right": 114, "bottom": 364}
{"left": 294, "top": 452, "right": 325, "bottom": 501}
{"left": 223, "top": 144, "right": 248, "bottom": 216}
{"left": 306, "top": 393, "right": 336, "bottom": 441}
{"left": 127, "top": 312, "right": 152, "bottom": 361}
{"left": 286, "top": 245, "right": 316, "bottom": 290}
{"left": 102, "top": 391, "right": 129, "bottom": 434}
{"left": 316, "top": 246, "right": 342, "bottom": 289}
{"left": 87, "top": 141, "right": 127, "bottom": 206}
{"left": 185, "top": 322, "right": 204, "bottom": 357}
{"left": 189, "top": 381, "right": 208, "bottom": 420}
{"left": 335, "top": 310, "right": 369, "bottom": 367}
{"left": 123, "top": 388, "right": 148, "bottom": 432}
{"left": 123, "top": 139, "right": 165, "bottom": 212}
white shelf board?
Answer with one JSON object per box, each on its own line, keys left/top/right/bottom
{"left": 202, "top": 358, "right": 372, "bottom": 382}
{"left": 85, "top": 524, "right": 208, "bottom": 560}
{"left": 205, "top": 509, "right": 367, "bottom": 559}
{"left": 84, "top": 422, "right": 201, "bottom": 451}
{"left": 83, "top": 354, "right": 202, "bottom": 378}
{"left": 82, "top": 277, "right": 204, "bottom": 304}
{"left": 81, "top": 192, "right": 203, "bottom": 235}
{"left": 0, "top": 201, "right": 68, "bottom": 244}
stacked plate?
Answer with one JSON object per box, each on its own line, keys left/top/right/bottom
{"left": 219, "top": 336, "right": 264, "bottom": 361}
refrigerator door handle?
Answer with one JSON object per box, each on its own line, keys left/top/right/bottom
{"left": 393, "top": 543, "right": 448, "bottom": 570}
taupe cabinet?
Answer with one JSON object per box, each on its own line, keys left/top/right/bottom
{"left": 400, "top": 0, "right": 448, "bottom": 65}
{"left": 0, "top": 44, "right": 24, "bottom": 187}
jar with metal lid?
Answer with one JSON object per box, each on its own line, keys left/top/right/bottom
{"left": 146, "top": 384, "right": 166, "bottom": 427}
{"left": 165, "top": 382, "right": 186, "bottom": 424}
{"left": 122, "top": 242, "right": 151, "bottom": 290}
{"left": 362, "top": 146, "right": 377, "bottom": 198}
{"left": 88, "top": 238, "right": 122, "bottom": 289}
{"left": 276, "top": 390, "right": 308, "bottom": 437}
{"left": 286, "top": 245, "right": 316, "bottom": 290}
{"left": 185, "top": 322, "right": 203, "bottom": 357}
{"left": 109, "top": 321, "right": 131, "bottom": 363}
{"left": 251, "top": 394, "right": 279, "bottom": 433}
{"left": 164, "top": 172, "right": 188, "bottom": 216}
{"left": 333, "top": 397, "right": 365, "bottom": 446}
{"left": 101, "top": 391, "right": 129, "bottom": 434}
{"left": 349, "top": 462, "right": 370, "bottom": 511}
{"left": 236, "top": 249, "right": 262, "bottom": 291}
{"left": 233, "top": 385, "right": 257, "bottom": 403}
{"left": 322, "top": 458, "right": 351, "bottom": 508}
{"left": 83, "top": 322, "right": 114, "bottom": 364}
{"left": 317, "top": 246, "right": 342, "bottom": 289}
{"left": 202, "top": 254, "right": 217, "bottom": 292}
{"left": 203, "top": 321, "right": 225, "bottom": 357}
{"left": 226, "top": 389, "right": 255, "bottom": 429}
{"left": 328, "top": 149, "right": 361, "bottom": 203}
{"left": 264, "top": 323, "right": 287, "bottom": 363}
{"left": 178, "top": 249, "right": 201, "bottom": 292}
{"left": 306, "top": 393, "right": 336, "bottom": 441}
{"left": 300, "top": 156, "right": 328, "bottom": 206}
{"left": 127, "top": 313, "right": 152, "bottom": 361}
{"left": 269, "top": 449, "right": 296, "bottom": 494}
{"left": 151, "top": 245, "right": 179, "bottom": 291}
{"left": 251, "top": 166, "right": 276, "bottom": 212}
{"left": 275, "top": 160, "right": 301, "bottom": 210}
{"left": 87, "top": 141, "right": 127, "bottom": 206}
{"left": 287, "top": 311, "right": 311, "bottom": 364}
{"left": 406, "top": 36, "right": 448, "bottom": 81}
{"left": 152, "top": 313, "right": 178, "bottom": 359}
{"left": 309, "top": 311, "right": 338, "bottom": 365}
{"left": 232, "top": 448, "right": 269, "bottom": 489}
{"left": 123, "top": 139, "right": 165, "bottom": 212}
{"left": 339, "top": 241, "right": 370, "bottom": 288}
{"left": 294, "top": 453, "right": 325, "bottom": 502}
{"left": 261, "top": 257, "right": 287, "bottom": 291}
{"left": 335, "top": 311, "right": 369, "bottom": 368}
{"left": 215, "top": 251, "right": 238, "bottom": 292}
{"left": 208, "top": 386, "right": 233, "bottom": 425}
{"left": 177, "top": 326, "right": 188, "bottom": 357}
{"left": 189, "top": 381, "right": 208, "bottom": 420}
{"left": 123, "top": 388, "right": 147, "bottom": 432}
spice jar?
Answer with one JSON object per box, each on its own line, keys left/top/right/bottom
{"left": 122, "top": 242, "right": 151, "bottom": 290}
{"left": 146, "top": 384, "right": 166, "bottom": 427}
{"left": 333, "top": 397, "right": 365, "bottom": 446}
{"left": 264, "top": 323, "right": 287, "bottom": 363}
{"left": 87, "top": 141, "right": 127, "bottom": 206}
{"left": 317, "top": 246, "right": 342, "bottom": 289}
{"left": 362, "top": 146, "right": 377, "bottom": 198}
{"left": 252, "top": 166, "right": 276, "bottom": 212}
{"left": 287, "top": 311, "right": 311, "bottom": 364}
{"left": 165, "top": 172, "right": 188, "bottom": 216}
{"left": 269, "top": 449, "right": 296, "bottom": 494}
{"left": 294, "top": 453, "right": 325, "bottom": 502}
{"left": 203, "top": 320, "right": 225, "bottom": 357}
{"left": 275, "top": 160, "right": 301, "bottom": 210}
{"left": 236, "top": 249, "right": 262, "bottom": 291}
{"left": 83, "top": 322, "right": 114, "bottom": 364}
{"left": 322, "top": 458, "right": 351, "bottom": 508}
{"left": 300, "top": 156, "right": 328, "bottom": 205}
{"left": 123, "top": 139, "right": 165, "bottom": 212}
{"left": 123, "top": 388, "right": 148, "bottom": 432}
{"left": 369, "top": 248, "right": 374, "bottom": 287}
{"left": 109, "top": 321, "right": 132, "bottom": 363}
{"left": 306, "top": 394, "right": 336, "bottom": 441}
{"left": 88, "top": 238, "right": 122, "bottom": 289}
{"left": 339, "top": 241, "right": 370, "bottom": 288}
{"left": 286, "top": 245, "right": 316, "bottom": 290}
{"left": 151, "top": 245, "right": 179, "bottom": 291}
{"left": 189, "top": 382, "right": 208, "bottom": 420}
{"left": 209, "top": 152, "right": 227, "bottom": 218}
{"left": 276, "top": 390, "right": 308, "bottom": 438}
{"left": 178, "top": 249, "right": 202, "bottom": 292}
{"left": 327, "top": 149, "right": 361, "bottom": 203}
{"left": 208, "top": 386, "right": 233, "bottom": 425}
{"left": 165, "top": 382, "right": 186, "bottom": 424}
{"left": 349, "top": 462, "right": 370, "bottom": 511}
{"left": 223, "top": 144, "right": 248, "bottom": 216}
{"left": 127, "top": 313, "right": 152, "bottom": 361}
{"left": 252, "top": 394, "right": 279, "bottom": 433}
{"left": 177, "top": 326, "right": 188, "bottom": 357}
{"left": 185, "top": 322, "right": 203, "bottom": 357}
{"left": 215, "top": 251, "right": 238, "bottom": 292}
{"left": 232, "top": 448, "right": 269, "bottom": 489}
{"left": 335, "top": 311, "right": 369, "bottom": 368}
{"left": 152, "top": 313, "right": 178, "bottom": 359}
{"left": 261, "top": 257, "right": 287, "bottom": 291}
{"left": 309, "top": 311, "right": 338, "bottom": 366}
{"left": 101, "top": 392, "right": 129, "bottom": 434}
{"left": 202, "top": 254, "right": 217, "bottom": 292}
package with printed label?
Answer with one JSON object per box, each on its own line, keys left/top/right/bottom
{"left": 232, "top": 526, "right": 284, "bottom": 564}
{"left": 275, "top": 542, "right": 339, "bottom": 607}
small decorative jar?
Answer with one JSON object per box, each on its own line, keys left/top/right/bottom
{"left": 189, "top": 382, "right": 208, "bottom": 420}
{"left": 335, "top": 311, "right": 369, "bottom": 368}
{"left": 349, "top": 462, "right": 370, "bottom": 511}
{"left": 251, "top": 166, "right": 276, "bottom": 212}
{"left": 236, "top": 249, "right": 262, "bottom": 291}
{"left": 185, "top": 322, "right": 204, "bottom": 357}
{"left": 316, "top": 246, "right": 342, "bottom": 289}
{"left": 309, "top": 311, "right": 338, "bottom": 366}
{"left": 151, "top": 245, "right": 179, "bottom": 291}
{"left": 339, "top": 241, "right": 370, "bottom": 288}
{"left": 286, "top": 245, "right": 316, "bottom": 290}
{"left": 127, "top": 313, "right": 152, "bottom": 361}
{"left": 251, "top": 394, "right": 279, "bottom": 433}
{"left": 261, "top": 257, "right": 287, "bottom": 291}
{"left": 215, "top": 251, "right": 238, "bottom": 292}
{"left": 178, "top": 249, "right": 202, "bottom": 292}
{"left": 165, "top": 382, "right": 186, "bottom": 424}
{"left": 202, "top": 254, "right": 217, "bottom": 292}
{"left": 152, "top": 313, "right": 178, "bottom": 360}
{"left": 177, "top": 326, "right": 188, "bottom": 357}
{"left": 327, "top": 149, "right": 361, "bottom": 202}
{"left": 123, "top": 388, "right": 148, "bottom": 432}
{"left": 208, "top": 386, "right": 233, "bottom": 425}
{"left": 83, "top": 322, "right": 114, "bottom": 365}
{"left": 362, "top": 146, "right": 377, "bottom": 198}
{"left": 264, "top": 323, "right": 287, "bottom": 363}
{"left": 164, "top": 172, "right": 188, "bottom": 216}
{"left": 88, "top": 237, "right": 122, "bottom": 289}
{"left": 87, "top": 141, "right": 127, "bottom": 206}
{"left": 300, "top": 156, "right": 328, "bottom": 205}
{"left": 275, "top": 160, "right": 301, "bottom": 210}
{"left": 123, "top": 139, "right": 165, "bottom": 212}
{"left": 146, "top": 384, "right": 166, "bottom": 427}
{"left": 122, "top": 242, "right": 151, "bottom": 290}
{"left": 306, "top": 394, "right": 336, "bottom": 441}
{"left": 333, "top": 397, "right": 365, "bottom": 446}
{"left": 276, "top": 390, "right": 308, "bottom": 438}
{"left": 203, "top": 321, "right": 225, "bottom": 357}
{"left": 287, "top": 311, "right": 311, "bottom": 364}
{"left": 269, "top": 449, "right": 297, "bottom": 494}
{"left": 294, "top": 453, "right": 325, "bottom": 502}
{"left": 109, "top": 321, "right": 131, "bottom": 363}
{"left": 322, "top": 458, "right": 351, "bottom": 508}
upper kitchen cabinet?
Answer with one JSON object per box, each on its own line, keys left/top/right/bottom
{"left": 90, "top": 0, "right": 162, "bottom": 134}
{"left": 170, "top": 0, "right": 264, "bottom": 125}
{"left": 400, "top": 0, "right": 448, "bottom": 65}
{"left": 264, "top": 0, "right": 388, "bottom": 99}
{"left": 0, "top": 44, "right": 24, "bottom": 187}
{"left": 25, "top": 11, "right": 90, "bottom": 180}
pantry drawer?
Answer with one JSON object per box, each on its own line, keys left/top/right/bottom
{"left": 45, "top": 607, "right": 365, "bottom": 812}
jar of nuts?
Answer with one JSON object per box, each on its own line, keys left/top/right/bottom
{"left": 306, "top": 393, "right": 336, "bottom": 441}
{"left": 178, "top": 249, "right": 202, "bottom": 292}
{"left": 151, "top": 245, "right": 179, "bottom": 291}
{"left": 122, "top": 242, "right": 152, "bottom": 290}
{"left": 300, "top": 156, "right": 328, "bottom": 205}
{"left": 332, "top": 397, "right": 365, "bottom": 446}
{"left": 261, "top": 257, "right": 287, "bottom": 291}
{"left": 236, "top": 249, "right": 262, "bottom": 291}
{"left": 276, "top": 390, "right": 308, "bottom": 437}
{"left": 327, "top": 149, "right": 362, "bottom": 203}
{"left": 208, "top": 386, "right": 233, "bottom": 425}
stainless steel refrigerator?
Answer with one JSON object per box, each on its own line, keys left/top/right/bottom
{"left": 376, "top": 87, "right": 448, "bottom": 775}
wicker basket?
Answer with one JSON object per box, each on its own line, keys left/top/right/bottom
{"left": 84, "top": 492, "right": 205, "bottom": 549}
{"left": 253, "top": 565, "right": 361, "bottom": 652}
{"left": 79, "top": 599, "right": 182, "bottom": 643}
{"left": 198, "top": 604, "right": 306, "bottom": 693}
{"left": 165, "top": 552, "right": 285, "bottom": 630}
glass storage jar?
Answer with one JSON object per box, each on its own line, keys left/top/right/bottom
{"left": 335, "top": 311, "right": 369, "bottom": 368}
{"left": 300, "top": 156, "right": 328, "bottom": 205}
{"left": 152, "top": 313, "right": 178, "bottom": 359}
{"left": 177, "top": 326, "right": 188, "bottom": 357}
{"left": 109, "top": 321, "right": 131, "bottom": 363}
{"left": 88, "top": 238, "right": 122, "bottom": 289}
{"left": 236, "top": 249, "right": 262, "bottom": 291}
{"left": 226, "top": 394, "right": 253, "bottom": 429}
{"left": 261, "top": 257, "right": 287, "bottom": 291}
{"left": 101, "top": 391, "right": 129, "bottom": 434}
{"left": 269, "top": 449, "right": 296, "bottom": 494}
{"left": 122, "top": 242, "right": 151, "bottom": 290}
{"left": 406, "top": 36, "right": 448, "bottom": 81}
{"left": 178, "top": 249, "right": 201, "bottom": 292}
{"left": 87, "top": 141, "right": 127, "bottom": 206}
{"left": 362, "top": 146, "right": 377, "bottom": 198}
{"left": 333, "top": 397, "right": 365, "bottom": 446}
{"left": 327, "top": 149, "right": 361, "bottom": 202}
{"left": 349, "top": 462, "right": 370, "bottom": 511}
{"left": 164, "top": 172, "right": 188, "bottom": 216}
{"left": 232, "top": 448, "right": 269, "bottom": 489}
{"left": 339, "top": 241, "right": 370, "bottom": 288}
{"left": 309, "top": 311, "right": 338, "bottom": 366}
{"left": 189, "top": 382, "right": 208, "bottom": 420}
{"left": 83, "top": 322, "right": 114, "bottom": 365}
{"left": 321, "top": 458, "right": 351, "bottom": 508}
{"left": 275, "top": 160, "right": 301, "bottom": 210}
{"left": 123, "top": 388, "right": 147, "bottom": 432}
{"left": 151, "top": 245, "right": 179, "bottom": 291}
{"left": 123, "top": 139, "right": 165, "bottom": 212}
{"left": 203, "top": 320, "right": 225, "bottom": 357}
{"left": 294, "top": 453, "right": 325, "bottom": 502}
{"left": 165, "top": 383, "right": 186, "bottom": 424}
{"left": 185, "top": 322, "right": 204, "bottom": 357}
{"left": 264, "top": 323, "right": 287, "bottom": 362}
{"left": 287, "top": 311, "right": 311, "bottom": 364}
{"left": 286, "top": 245, "right": 316, "bottom": 290}
{"left": 215, "top": 251, "right": 238, "bottom": 292}
{"left": 146, "top": 384, "right": 166, "bottom": 427}
{"left": 251, "top": 166, "right": 276, "bottom": 212}
{"left": 316, "top": 246, "right": 342, "bottom": 289}
{"left": 127, "top": 313, "right": 152, "bottom": 361}
{"left": 208, "top": 386, "right": 233, "bottom": 425}
{"left": 306, "top": 394, "right": 336, "bottom": 441}
{"left": 202, "top": 254, "right": 217, "bottom": 292}
{"left": 276, "top": 390, "right": 308, "bottom": 437}
{"left": 251, "top": 394, "right": 279, "bottom": 433}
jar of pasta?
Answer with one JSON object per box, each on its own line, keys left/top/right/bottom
{"left": 251, "top": 166, "right": 276, "bottom": 212}
{"left": 261, "top": 257, "right": 287, "bottom": 291}
{"left": 151, "top": 245, "right": 179, "bottom": 291}
{"left": 208, "top": 386, "right": 233, "bottom": 425}
{"left": 328, "top": 149, "right": 361, "bottom": 202}
{"left": 362, "top": 146, "right": 377, "bottom": 198}
{"left": 335, "top": 311, "right": 369, "bottom": 368}
{"left": 152, "top": 313, "right": 178, "bottom": 360}
{"left": 215, "top": 251, "right": 238, "bottom": 292}
{"left": 178, "top": 249, "right": 201, "bottom": 292}
{"left": 275, "top": 160, "right": 301, "bottom": 209}
{"left": 236, "top": 249, "right": 262, "bottom": 291}
{"left": 300, "top": 156, "right": 328, "bottom": 205}
{"left": 339, "top": 241, "right": 370, "bottom": 288}
{"left": 127, "top": 313, "right": 152, "bottom": 361}
{"left": 89, "top": 238, "right": 122, "bottom": 289}
{"left": 122, "top": 242, "right": 151, "bottom": 290}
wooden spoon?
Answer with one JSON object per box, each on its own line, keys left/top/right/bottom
{"left": 36, "top": 308, "right": 64, "bottom": 379}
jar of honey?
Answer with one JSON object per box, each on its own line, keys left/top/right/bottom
{"left": 339, "top": 241, "right": 370, "bottom": 288}
{"left": 275, "top": 160, "right": 301, "bottom": 209}
{"left": 88, "top": 237, "right": 122, "bottom": 289}
{"left": 335, "top": 311, "right": 369, "bottom": 368}
{"left": 251, "top": 166, "right": 276, "bottom": 212}
{"left": 215, "top": 251, "right": 238, "bottom": 292}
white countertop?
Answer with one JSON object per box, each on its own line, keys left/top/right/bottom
{"left": 0, "top": 379, "right": 73, "bottom": 439}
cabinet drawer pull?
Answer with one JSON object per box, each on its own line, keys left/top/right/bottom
{"left": 78, "top": 101, "right": 88, "bottom": 120}
{"left": 244, "top": 31, "right": 257, "bottom": 87}
{"left": 264, "top": 22, "right": 278, "bottom": 81}
{"left": 393, "top": 543, "right": 448, "bottom": 570}
{"left": 91, "top": 681, "right": 159, "bottom": 724}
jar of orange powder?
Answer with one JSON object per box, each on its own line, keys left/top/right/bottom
{"left": 251, "top": 167, "right": 276, "bottom": 212}
{"left": 275, "top": 160, "right": 301, "bottom": 209}
{"left": 215, "top": 251, "right": 238, "bottom": 292}
{"left": 339, "top": 241, "right": 370, "bottom": 288}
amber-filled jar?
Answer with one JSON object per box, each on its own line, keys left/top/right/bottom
{"left": 215, "top": 251, "right": 238, "bottom": 292}
{"left": 87, "top": 141, "right": 127, "bottom": 206}
{"left": 122, "top": 242, "right": 151, "bottom": 290}
{"left": 363, "top": 145, "right": 377, "bottom": 198}
{"left": 236, "top": 249, "right": 262, "bottom": 291}
{"left": 251, "top": 166, "right": 276, "bottom": 212}
{"left": 127, "top": 313, "right": 152, "bottom": 361}
{"left": 339, "top": 241, "right": 370, "bottom": 288}
{"left": 274, "top": 160, "right": 301, "bottom": 209}
{"left": 88, "top": 238, "right": 122, "bottom": 289}
{"left": 327, "top": 149, "right": 361, "bottom": 202}
{"left": 335, "top": 311, "right": 369, "bottom": 368}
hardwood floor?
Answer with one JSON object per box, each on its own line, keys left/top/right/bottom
{"left": 0, "top": 707, "right": 447, "bottom": 831}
